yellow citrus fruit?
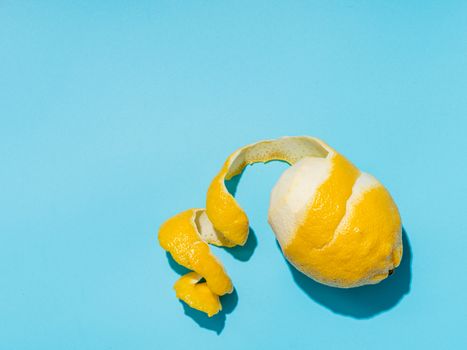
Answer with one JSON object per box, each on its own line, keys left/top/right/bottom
{"left": 158, "top": 136, "right": 402, "bottom": 316}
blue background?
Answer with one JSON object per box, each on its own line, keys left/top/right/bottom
{"left": 1, "top": 1, "right": 466, "bottom": 349}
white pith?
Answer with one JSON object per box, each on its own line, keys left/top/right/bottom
{"left": 196, "top": 209, "right": 229, "bottom": 246}
{"left": 268, "top": 159, "right": 382, "bottom": 249}
{"left": 268, "top": 156, "right": 333, "bottom": 247}
{"left": 225, "top": 136, "right": 331, "bottom": 179}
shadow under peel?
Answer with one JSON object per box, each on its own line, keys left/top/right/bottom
{"left": 221, "top": 227, "right": 258, "bottom": 261}
{"left": 225, "top": 172, "right": 243, "bottom": 196}
{"left": 166, "top": 252, "right": 190, "bottom": 275}
{"left": 280, "top": 228, "right": 412, "bottom": 319}
{"left": 181, "top": 288, "right": 238, "bottom": 334}
{"left": 165, "top": 252, "right": 239, "bottom": 334}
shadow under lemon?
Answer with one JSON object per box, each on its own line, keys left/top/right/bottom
{"left": 279, "top": 228, "right": 412, "bottom": 319}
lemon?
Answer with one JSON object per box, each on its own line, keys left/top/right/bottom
{"left": 158, "top": 136, "right": 402, "bottom": 316}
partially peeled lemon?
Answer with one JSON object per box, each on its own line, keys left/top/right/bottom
{"left": 159, "top": 136, "right": 402, "bottom": 316}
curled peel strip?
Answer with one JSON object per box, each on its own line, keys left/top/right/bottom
{"left": 158, "top": 136, "right": 402, "bottom": 316}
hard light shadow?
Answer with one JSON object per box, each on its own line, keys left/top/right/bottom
{"left": 225, "top": 172, "right": 243, "bottom": 196}
{"left": 221, "top": 227, "right": 257, "bottom": 261}
{"left": 165, "top": 252, "right": 239, "bottom": 334}
{"left": 279, "top": 228, "right": 412, "bottom": 319}
{"left": 181, "top": 288, "right": 238, "bottom": 334}
{"left": 166, "top": 252, "right": 190, "bottom": 275}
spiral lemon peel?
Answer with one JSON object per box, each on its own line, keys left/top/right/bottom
{"left": 158, "top": 136, "right": 402, "bottom": 316}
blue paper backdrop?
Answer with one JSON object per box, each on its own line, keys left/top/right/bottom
{"left": 1, "top": 1, "right": 466, "bottom": 349}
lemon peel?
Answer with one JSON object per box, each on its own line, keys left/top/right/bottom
{"left": 158, "top": 209, "right": 233, "bottom": 305}
{"left": 174, "top": 272, "right": 222, "bottom": 317}
{"left": 158, "top": 136, "right": 402, "bottom": 316}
